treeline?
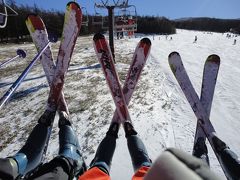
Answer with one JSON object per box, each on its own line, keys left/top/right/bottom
{"left": 0, "top": 1, "right": 68, "bottom": 43}
{"left": 1, "top": 2, "right": 239, "bottom": 44}
{"left": 174, "top": 17, "right": 240, "bottom": 34}
{"left": 137, "top": 16, "right": 176, "bottom": 34}
{"left": 0, "top": 2, "right": 176, "bottom": 43}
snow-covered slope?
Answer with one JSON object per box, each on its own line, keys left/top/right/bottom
{"left": 0, "top": 29, "right": 239, "bottom": 179}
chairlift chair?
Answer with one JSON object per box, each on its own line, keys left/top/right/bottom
{"left": 92, "top": 3, "right": 104, "bottom": 26}
{"left": 0, "top": 0, "right": 18, "bottom": 28}
{"left": 81, "top": 7, "right": 89, "bottom": 26}
{"left": 114, "top": 4, "right": 137, "bottom": 33}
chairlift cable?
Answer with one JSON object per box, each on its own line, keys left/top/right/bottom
{"left": 100, "top": 0, "right": 109, "bottom": 7}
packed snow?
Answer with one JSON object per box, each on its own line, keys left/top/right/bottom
{"left": 0, "top": 29, "right": 239, "bottom": 179}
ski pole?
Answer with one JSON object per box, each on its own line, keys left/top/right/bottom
{"left": 0, "top": 35, "right": 57, "bottom": 109}
{"left": 0, "top": 49, "right": 26, "bottom": 68}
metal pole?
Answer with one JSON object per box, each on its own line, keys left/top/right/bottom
{"left": 107, "top": 6, "right": 115, "bottom": 62}
{"left": 0, "top": 40, "right": 54, "bottom": 109}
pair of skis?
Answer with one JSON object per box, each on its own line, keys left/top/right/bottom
{"left": 21, "top": 2, "right": 82, "bottom": 175}
{"left": 93, "top": 33, "right": 151, "bottom": 127}
{"left": 169, "top": 52, "right": 240, "bottom": 179}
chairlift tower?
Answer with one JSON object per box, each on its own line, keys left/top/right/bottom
{"left": 94, "top": 0, "right": 136, "bottom": 61}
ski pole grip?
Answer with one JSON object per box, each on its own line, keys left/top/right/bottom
{"left": 212, "top": 136, "right": 240, "bottom": 179}
{"left": 17, "top": 49, "right": 27, "bottom": 58}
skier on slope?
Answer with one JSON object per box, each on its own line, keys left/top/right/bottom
{"left": 193, "top": 35, "right": 197, "bottom": 43}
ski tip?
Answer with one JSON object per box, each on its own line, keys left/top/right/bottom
{"left": 93, "top": 33, "right": 105, "bottom": 42}
{"left": 207, "top": 54, "right": 220, "bottom": 64}
{"left": 168, "top": 52, "right": 181, "bottom": 74}
{"left": 25, "top": 13, "right": 45, "bottom": 30}
{"left": 140, "top": 38, "right": 151, "bottom": 46}
{"left": 25, "top": 13, "right": 38, "bottom": 21}
{"left": 16, "top": 49, "right": 26, "bottom": 58}
{"left": 67, "top": 1, "right": 81, "bottom": 9}
{"left": 168, "top": 51, "right": 180, "bottom": 59}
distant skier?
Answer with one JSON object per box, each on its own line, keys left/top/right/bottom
{"left": 233, "top": 39, "right": 237, "bottom": 45}
{"left": 193, "top": 35, "right": 197, "bottom": 43}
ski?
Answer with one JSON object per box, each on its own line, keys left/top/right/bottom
{"left": 193, "top": 55, "right": 220, "bottom": 165}
{"left": 111, "top": 38, "right": 151, "bottom": 123}
{"left": 94, "top": 34, "right": 151, "bottom": 124}
{"left": 169, "top": 52, "right": 240, "bottom": 179}
{"left": 40, "top": 1, "right": 82, "bottom": 161}
{"left": 9, "top": 3, "right": 82, "bottom": 177}
{"left": 46, "top": 2, "right": 82, "bottom": 112}
{"left": 93, "top": 33, "right": 131, "bottom": 123}
{"left": 26, "top": 14, "right": 68, "bottom": 113}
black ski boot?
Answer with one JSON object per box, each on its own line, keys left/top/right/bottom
{"left": 106, "top": 122, "right": 120, "bottom": 138}
{"left": 123, "top": 121, "right": 138, "bottom": 137}
{"left": 58, "top": 111, "right": 72, "bottom": 127}
{"left": 38, "top": 110, "right": 56, "bottom": 126}
{"left": 193, "top": 137, "right": 209, "bottom": 165}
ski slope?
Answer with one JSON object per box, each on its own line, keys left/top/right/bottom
{"left": 0, "top": 29, "right": 239, "bottom": 179}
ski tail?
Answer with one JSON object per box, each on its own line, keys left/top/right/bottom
{"left": 193, "top": 55, "right": 220, "bottom": 165}
{"left": 111, "top": 37, "right": 151, "bottom": 123}
{"left": 169, "top": 52, "right": 240, "bottom": 179}
{"left": 93, "top": 33, "right": 131, "bottom": 123}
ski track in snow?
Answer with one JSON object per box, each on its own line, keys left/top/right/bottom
{"left": 0, "top": 30, "right": 240, "bottom": 179}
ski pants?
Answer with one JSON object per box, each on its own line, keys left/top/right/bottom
{"left": 0, "top": 121, "right": 86, "bottom": 179}
{"left": 89, "top": 134, "right": 152, "bottom": 175}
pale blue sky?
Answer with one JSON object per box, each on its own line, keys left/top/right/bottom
{"left": 15, "top": 0, "right": 240, "bottom": 19}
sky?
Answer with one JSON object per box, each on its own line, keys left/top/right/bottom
{"left": 14, "top": 0, "right": 240, "bottom": 20}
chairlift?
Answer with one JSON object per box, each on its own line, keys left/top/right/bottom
{"left": 100, "top": 0, "right": 109, "bottom": 7}
{"left": 115, "top": 4, "right": 137, "bottom": 33}
{"left": 92, "top": 3, "right": 104, "bottom": 26}
{"left": 81, "top": 7, "right": 89, "bottom": 26}
{"left": 0, "top": 0, "right": 18, "bottom": 28}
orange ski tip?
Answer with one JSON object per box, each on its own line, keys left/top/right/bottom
{"left": 66, "top": 1, "right": 82, "bottom": 27}
{"left": 26, "top": 14, "right": 45, "bottom": 30}
{"left": 138, "top": 38, "right": 151, "bottom": 56}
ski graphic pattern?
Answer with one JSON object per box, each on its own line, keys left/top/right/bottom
{"left": 193, "top": 56, "right": 220, "bottom": 160}
{"left": 111, "top": 38, "right": 151, "bottom": 123}
{"left": 26, "top": 14, "right": 55, "bottom": 85}
{"left": 26, "top": 14, "right": 69, "bottom": 113}
{"left": 93, "top": 33, "right": 131, "bottom": 123}
{"left": 47, "top": 2, "right": 82, "bottom": 112}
